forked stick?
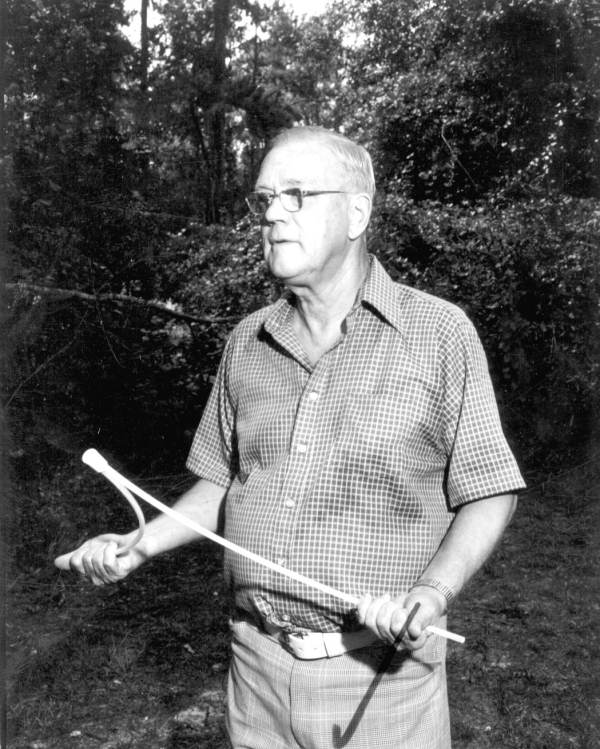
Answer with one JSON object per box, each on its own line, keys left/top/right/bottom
{"left": 58, "top": 449, "right": 465, "bottom": 645}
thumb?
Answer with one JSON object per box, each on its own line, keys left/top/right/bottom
{"left": 54, "top": 552, "right": 73, "bottom": 570}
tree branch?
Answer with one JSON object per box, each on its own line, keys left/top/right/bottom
{"left": 5, "top": 282, "right": 238, "bottom": 325}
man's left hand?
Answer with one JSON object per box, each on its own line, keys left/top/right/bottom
{"left": 355, "top": 587, "right": 447, "bottom": 651}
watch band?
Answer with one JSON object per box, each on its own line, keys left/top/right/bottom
{"left": 410, "top": 578, "right": 456, "bottom": 611}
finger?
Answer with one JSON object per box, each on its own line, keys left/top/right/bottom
{"left": 363, "top": 594, "right": 391, "bottom": 637}
{"left": 67, "top": 551, "right": 102, "bottom": 585}
{"left": 390, "top": 607, "right": 409, "bottom": 642}
{"left": 355, "top": 593, "right": 372, "bottom": 624}
{"left": 391, "top": 606, "right": 428, "bottom": 650}
{"left": 54, "top": 552, "right": 73, "bottom": 570}
{"left": 68, "top": 549, "right": 87, "bottom": 576}
{"left": 90, "top": 541, "right": 116, "bottom": 583}
{"left": 409, "top": 612, "right": 434, "bottom": 648}
{"left": 89, "top": 541, "right": 123, "bottom": 584}
{"left": 103, "top": 543, "right": 133, "bottom": 581}
{"left": 404, "top": 631, "right": 429, "bottom": 650}
{"left": 375, "top": 600, "right": 399, "bottom": 644}
{"left": 58, "top": 540, "right": 94, "bottom": 576}
{"left": 407, "top": 616, "right": 427, "bottom": 640}
{"left": 102, "top": 541, "right": 123, "bottom": 581}
{"left": 81, "top": 548, "right": 108, "bottom": 586}
{"left": 82, "top": 561, "right": 104, "bottom": 586}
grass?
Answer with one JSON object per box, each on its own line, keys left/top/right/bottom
{"left": 5, "top": 454, "right": 600, "bottom": 748}
{"left": 447, "top": 458, "right": 600, "bottom": 748}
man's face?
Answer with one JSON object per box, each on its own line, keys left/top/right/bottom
{"left": 254, "top": 140, "right": 354, "bottom": 287}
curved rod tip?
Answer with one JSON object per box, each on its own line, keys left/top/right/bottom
{"left": 82, "top": 448, "right": 109, "bottom": 473}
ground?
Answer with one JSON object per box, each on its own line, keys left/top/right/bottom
{"left": 5, "top": 456, "right": 600, "bottom": 748}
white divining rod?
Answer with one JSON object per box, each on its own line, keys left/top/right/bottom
{"left": 64, "top": 449, "right": 466, "bottom": 645}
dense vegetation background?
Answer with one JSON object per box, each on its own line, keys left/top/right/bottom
{"left": 4, "top": 0, "right": 600, "bottom": 478}
{"left": 2, "top": 1, "right": 600, "bottom": 745}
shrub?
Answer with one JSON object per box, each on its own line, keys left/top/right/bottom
{"left": 370, "top": 193, "right": 600, "bottom": 467}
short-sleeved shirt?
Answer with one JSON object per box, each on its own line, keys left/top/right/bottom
{"left": 187, "top": 255, "right": 525, "bottom": 634}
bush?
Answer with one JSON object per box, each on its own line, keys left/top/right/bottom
{"left": 370, "top": 193, "right": 600, "bottom": 467}
{"left": 7, "top": 195, "right": 599, "bottom": 477}
{"left": 4, "top": 217, "right": 278, "bottom": 474}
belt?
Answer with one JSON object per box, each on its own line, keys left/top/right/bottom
{"left": 262, "top": 621, "right": 380, "bottom": 660}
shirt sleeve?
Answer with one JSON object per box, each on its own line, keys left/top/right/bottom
{"left": 441, "top": 316, "right": 526, "bottom": 507}
{"left": 186, "top": 335, "right": 237, "bottom": 487}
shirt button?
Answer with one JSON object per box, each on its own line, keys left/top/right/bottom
{"left": 281, "top": 613, "right": 290, "bottom": 622}
{"left": 284, "top": 498, "right": 296, "bottom": 509}
{"left": 307, "top": 391, "right": 319, "bottom": 402}
{"left": 296, "top": 442, "right": 308, "bottom": 454}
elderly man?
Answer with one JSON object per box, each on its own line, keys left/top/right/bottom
{"left": 57, "top": 126, "right": 525, "bottom": 748}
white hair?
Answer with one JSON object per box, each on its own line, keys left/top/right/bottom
{"left": 269, "top": 126, "right": 376, "bottom": 199}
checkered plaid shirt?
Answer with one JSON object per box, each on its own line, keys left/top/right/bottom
{"left": 187, "top": 255, "right": 525, "bottom": 633}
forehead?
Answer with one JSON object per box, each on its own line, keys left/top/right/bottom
{"left": 256, "top": 141, "right": 344, "bottom": 189}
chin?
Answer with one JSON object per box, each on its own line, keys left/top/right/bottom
{"left": 265, "top": 252, "right": 304, "bottom": 281}
{"left": 268, "top": 263, "right": 303, "bottom": 283}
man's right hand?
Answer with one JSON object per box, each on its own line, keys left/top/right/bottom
{"left": 54, "top": 533, "right": 147, "bottom": 586}
{"left": 54, "top": 477, "right": 228, "bottom": 586}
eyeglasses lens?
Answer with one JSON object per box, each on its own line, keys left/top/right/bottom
{"left": 246, "top": 194, "right": 265, "bottom": 214}
{"left": 281, "top": 190, "right": 301, "bottom": 211}
{"left": 247, "top": 189, "right": 302, "bottom": 215}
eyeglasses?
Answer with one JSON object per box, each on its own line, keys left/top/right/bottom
{"left": 246, "top": 188, "right": 348, "bottom": 215}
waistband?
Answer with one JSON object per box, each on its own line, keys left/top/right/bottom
{"left": 234, "top": 614, "right": 380, "bottom": 660}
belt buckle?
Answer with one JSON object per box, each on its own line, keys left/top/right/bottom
{"left": 281, "top": 631, "right": 329, "bottom": 660}
{"left": 280, "top": 631, "right": 319, "bottom": 659}
{"left": 279, "top": 630, "right": 297, "bottom": 656}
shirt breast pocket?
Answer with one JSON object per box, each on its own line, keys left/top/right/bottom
{"left": 338, "top": 372, "right": 442, "bottom": 458}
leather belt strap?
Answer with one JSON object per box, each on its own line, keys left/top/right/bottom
{"left": 262, "top": 621, "right": 380, "bottom": 660}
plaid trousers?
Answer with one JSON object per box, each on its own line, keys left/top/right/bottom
{"left": 226, "top": 620, "right": 451, "bottom": 749}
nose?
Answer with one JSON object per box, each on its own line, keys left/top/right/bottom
{"left": 263, "top": 193, "right": 288, "bottom": 222}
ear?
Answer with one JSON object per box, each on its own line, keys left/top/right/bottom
{"left": 347, "top": 193, "right": 372, "bottom": 241}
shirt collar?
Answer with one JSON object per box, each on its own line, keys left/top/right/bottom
{"left": 358, "top": 255, "right": 403, "bottom": 333}
{"left": 263, "top": 254, "right": 403, "bottom": 337}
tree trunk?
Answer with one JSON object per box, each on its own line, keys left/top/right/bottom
{"left": 140, "top": 0, "right": 149, "bottom": 93}
{"left": 207, "top": 0, "right": 233, "bottom": 223}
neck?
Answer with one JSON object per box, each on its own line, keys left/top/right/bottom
{"left": 288, "top": 250, "right": 369, "bottom": 362}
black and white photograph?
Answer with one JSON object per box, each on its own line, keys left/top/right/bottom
{"left": 3, "top": 1, "right": 600, "bottom": 747}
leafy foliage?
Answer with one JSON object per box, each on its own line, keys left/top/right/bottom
{"left": 3, "top": 0, "right": 600, "bottom": 481}
{"left": 349, "top": 0, "right": 600, "bottom": 201}
{"left": 370, "top": 193, "right": 600, "bottom": 464}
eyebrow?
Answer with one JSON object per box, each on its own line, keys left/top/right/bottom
{"left": 254, "top": 178, "right": 305, "bottom": 191}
